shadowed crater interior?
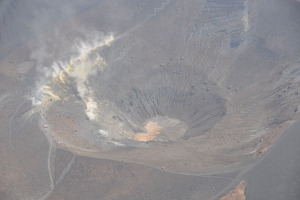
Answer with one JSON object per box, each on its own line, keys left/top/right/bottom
{"left": 91, "top": 62, "right": 226, "bottom": 141}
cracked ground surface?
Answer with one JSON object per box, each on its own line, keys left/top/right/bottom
{"left": 1, "top": 0, "right": 300, "bottom": 199}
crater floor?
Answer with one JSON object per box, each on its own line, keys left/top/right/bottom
{"left": 1, "top": 0, "right": 300, "bottom": 199}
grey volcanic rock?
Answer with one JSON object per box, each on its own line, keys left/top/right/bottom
{"left": 1, "top": 0, "right": 300, "bottom": 199}
{"left": 92, "top": 62, "right": 226, "bottom": 139}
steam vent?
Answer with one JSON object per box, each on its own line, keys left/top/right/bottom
{"left": 23, "top": 0, "right": 300, "bottom": 173}
{"left": 2, "top": 0, "right": 300, "bottom": 180}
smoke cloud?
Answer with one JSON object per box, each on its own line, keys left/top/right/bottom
{"left": 31, "top": 31, "right": 114, "bottom": 122}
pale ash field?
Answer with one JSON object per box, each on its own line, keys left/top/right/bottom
{"left": 1, "top": 0, "right": 300, "bottom": 199}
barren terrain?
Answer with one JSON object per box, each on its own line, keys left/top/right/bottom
{"left": 1, "top": 0, "right": 300, "bottom": 199}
